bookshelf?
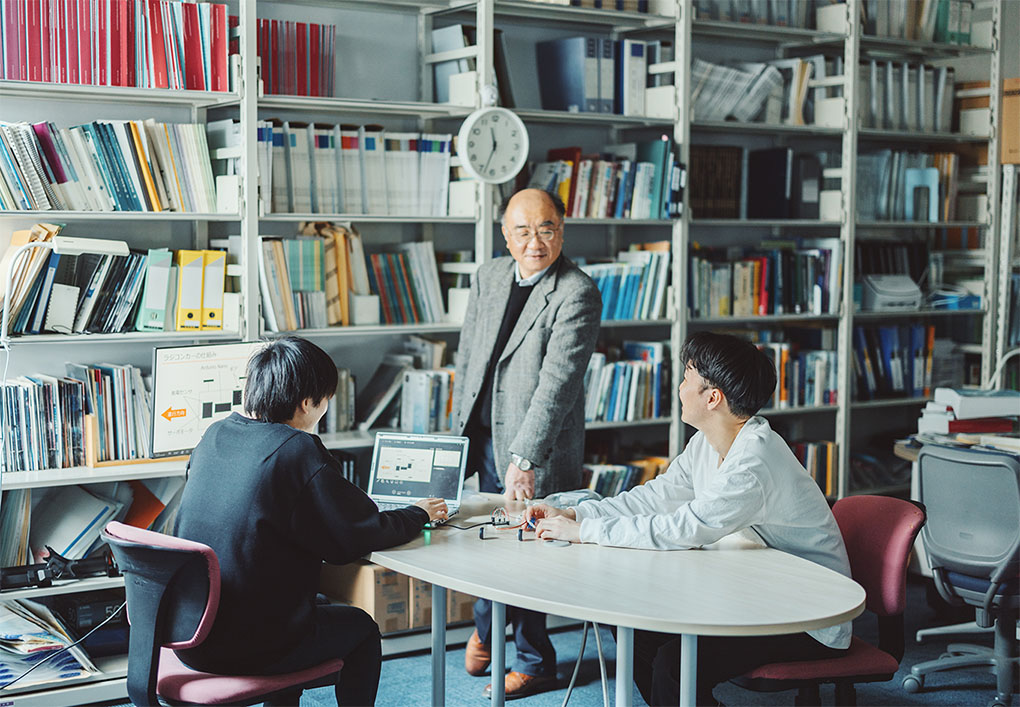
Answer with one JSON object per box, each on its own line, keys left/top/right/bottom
{"left": 0, "top": 0, "right": 1013, "bottom": 702}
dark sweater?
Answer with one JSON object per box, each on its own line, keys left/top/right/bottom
{"left": 471, "top": 280, "right": 535, "bottom": 431}
{"left": 173, "top": 413, "right": 428, "bottom": 673}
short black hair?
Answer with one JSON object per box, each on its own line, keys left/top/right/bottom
{"left": 244, "top": 336, "right": 338, "bottom": 423}
{"left": 680, "top": 332, "right": 777, "bottom": 419}
{"left": 498, "top": 189, "right": 566, "bottom": 221}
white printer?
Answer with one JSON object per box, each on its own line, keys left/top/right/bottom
{"left": 862, "top": 274, "right": 922, "bottom": 311}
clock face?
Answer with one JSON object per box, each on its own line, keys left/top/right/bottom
{"left": 458, "top": 108, "right": 529, "bottom": 184}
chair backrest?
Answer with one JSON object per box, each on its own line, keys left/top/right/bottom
{"left": 102, "top": 522, "right": 221, "bottom": 707}
{"left": 917, "top": 444, "right": 1020, "bottom": 582}
{"left": 831, "top": 495, "right": 926, "bottom": 618}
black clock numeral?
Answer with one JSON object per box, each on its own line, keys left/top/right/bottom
{"left": 472, "top": 128, "right": 480, "bottom": 135}
{"left": 470, "top": 154, "right": 477, "bottom": 161}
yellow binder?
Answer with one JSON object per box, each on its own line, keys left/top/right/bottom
{"left": 175, "top": 250, "right": 205, "bottom": 330}
{"left": 200, "top": 249, "right": 226, "bottom": 330}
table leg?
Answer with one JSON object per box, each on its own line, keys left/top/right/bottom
{"left": 615, "top": 626, "right": 633, "bottom": 707}
{"left": 431, "top": 585, "right": 447, "bottom": 707}
{"left": 491, "top": 601, "right": 506, "bottom": 707}
{"left": 679, "top": 634, "right": 697, "bottom": 707}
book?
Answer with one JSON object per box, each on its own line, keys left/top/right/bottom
{"left": 932, "top": 388, "right": 1020, "bottom": 420}
{"left": 356, "top": 356, "right": 411, "bottom": 430}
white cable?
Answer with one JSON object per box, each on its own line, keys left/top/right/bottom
{"left": 560, "top": 621, "right": 589, "bottom": 707}
{"left": 984, "top": 348, "right": 1020, "bottom": 390}
{"left": 592, "top": 622, "right": 609, "bottom": 707}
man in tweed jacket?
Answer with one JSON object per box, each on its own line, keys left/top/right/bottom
{"left": 451, "top": 188, "right": 601, "bottom": 699}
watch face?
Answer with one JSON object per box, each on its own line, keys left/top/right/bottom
{"left": 461, "top": 109, "right": 528, "bottom": 183}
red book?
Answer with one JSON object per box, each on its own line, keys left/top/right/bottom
{"left": 181, "top": 1, "right": 203, "bottom": 89}
{"left": 125, "top": 0, "right": 136, "bottom": 87}
{"left": 3, "top": 1, "right": 17, "bottom": 80}
{"left": 56, "top": 0, "right": 68, "bottom": 83}
{"left": 41, "top": 0, "right": 52, "bottom": 82}
{"left": 16, "top": 0, "right": 27, "bottom": 81}
{"left": 370, "top": 254, "right": 394, "bottom": 324}
{"left": 547, "top": 146, "right": 582, "bottom": 217}
{"left": 96, "top": 0, "right": 108, "bottom": 85}
{"left": 920, "top": 416, "right": 1016, "bottom": 435}
{"left": 210, "top": 3, "right": 227, "bottom": 92}
{"left": 269, "top": 19, "right": 279, "bottom": 95}
{"left": 295, "top": 22, "right": 307, "bottom": 96}
{"left": 26, "top": 0, "right": 41, "bottom": 81}
{"left": 108, "top": 0, "right": 124, "bottom": 86}
{"left": 758, "top": 255, "right": 769, "bottom": 315}
{"left": 228, "top": 13, "right": 239, "bottom": 56}
{"left": 147, "top": 0, "right": 168, "bottom": 88}
{"left": 78, "top": 0, "right": 93, "bottom": 84}
{"left": 309, "top": 23, "right": 320, "bottom": 97}
{"left": 395, "top": 253, "right": 421, "bottom": 323}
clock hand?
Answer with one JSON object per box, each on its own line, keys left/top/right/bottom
{"left": 482, "top": 146, "right": 496, "bottom": 174}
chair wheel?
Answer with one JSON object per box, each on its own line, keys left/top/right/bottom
{"left": 987, "top": 701, "right": 1006, "bottom": 707}
{"left": 902, "top": 675, "right": 923, "bottom": 693}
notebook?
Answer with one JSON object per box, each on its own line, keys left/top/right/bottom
{"left": 366, "top": 432, "right": 469, "bottom": 525}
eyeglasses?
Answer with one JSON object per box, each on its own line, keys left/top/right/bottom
{"left": 507, "top": 223, "right": 562, "bottom": 244}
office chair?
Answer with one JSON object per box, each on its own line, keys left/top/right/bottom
{"left": 101, "top": 522, "right": 343, "bottom": 706}
{"left": 901, "top": 444, "right": 1019, "bottom": 707}
{"left": 733, "top": 495, "right": 926, "bottom": 706}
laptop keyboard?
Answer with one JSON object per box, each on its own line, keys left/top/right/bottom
{"left": 376, "top": 501, "right": 459, "bottom": 523}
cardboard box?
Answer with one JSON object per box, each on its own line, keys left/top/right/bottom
{"left": 409, "top": 578, "right": 433, "bottom": 629}
{"left": 1002, "top": 77, "right": 1020, "bottom": 164}
{"left": 320, "top": 561, "right": 409, "bottom": 634}
{"left": 448, "top": 589, "right": 477, "bottom": 624}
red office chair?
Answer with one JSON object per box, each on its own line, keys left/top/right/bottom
{"left": 102, "top": 522, "right": 343, "bottom": 706}
{"left": 732, "top": 495, "right": 926, "bottom": 706}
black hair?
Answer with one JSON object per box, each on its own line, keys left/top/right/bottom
{"left": 244, "top": 336, "right": 338, "bottom": 423}
{"left": 498, "top": 189, "right": 566, "bottom": 221}
{"left": 679, "top": 331, "right": 777, "bottom": 419}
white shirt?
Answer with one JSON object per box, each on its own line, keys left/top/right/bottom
{"left": 514, "top": 261, "right": 551, "bottom": 286}
{"left": 573, "top": 415, "right": 852, "bottom": 649}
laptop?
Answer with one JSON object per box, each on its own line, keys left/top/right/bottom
{"left": 366, "top": 432, "right": 470, "bottom": 526}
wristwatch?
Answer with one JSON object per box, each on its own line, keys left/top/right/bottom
{"left": 510, "top": 453, "right": 533, "bottom": 471}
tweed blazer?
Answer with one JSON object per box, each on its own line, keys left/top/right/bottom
{"left": 452, "top": 255, "right": 601, "bottom": 498}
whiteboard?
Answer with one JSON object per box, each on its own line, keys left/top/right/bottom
{"left": 151, "top": 341, "right": 266, "bottom": 457}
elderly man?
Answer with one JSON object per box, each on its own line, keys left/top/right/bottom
{"left": 451, "top": 188, "right": 601, "bottom": 699}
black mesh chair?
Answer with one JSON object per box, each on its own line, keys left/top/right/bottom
{"left": 902, "top": 444, "right": 1019, "bottom": 707}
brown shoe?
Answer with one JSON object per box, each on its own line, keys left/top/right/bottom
{"left": 482, "top": 672, "right": 557, "bottom": 700}
{"left": 465, "top": 630, "right": 491, "bottom": 676}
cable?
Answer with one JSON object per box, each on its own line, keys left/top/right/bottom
{"left": 560, "top": 621, "right": 589, "bottom": 707}
{"left": 984, "top": 348, "right": 1020, "bottom": 390}
{"left": 0, "top": 601, "right": 127, "bottom": 691}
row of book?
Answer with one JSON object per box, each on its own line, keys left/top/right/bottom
{"left": 862, "top": 0, "right": 977, "bottom": 44}
{"left": 258, "top": 121, "right": 453, "bottom": 217}
{"left": 2, "top": 360, "right": 151, "bottom": 473}
{"left": 583, "top": 341, "right": 668, "bottom": 423}
{"left": 319, "top": 366, "right": 356, "bottom": 434}
{"left": 857, "top": 61, "right": 955, "bottom": 133}
{"left": 0, "top": 0, "right": 231, "bottom": 91}
{"left": 791, "top": 439, "right": 837, "bottom": 497}
{"left": 857, "top": 149, "right": 960, "bottom": 222}
{"left": 582, "top": 455, "right": 669, "bottom": 498}
{"left": 851, "top": 324, "right": 935, "bottom": 401}
{"left": 579, "top": 243, "right": 671, "bottom": 321}
{"left": 0, "top": 119, "right": 219, "bottom": 213}
{"left": 691, "top": 0, "right": 820, "bottom": 28}
{"left": 1, "top": 228, "right": 231, "bottom": 336}
{"left": 691, "top": 56, "right": 836, "bottom": 127}
{"left": 689, "top": 238, "right": 842, "bottom": 318}
{"left": 528, "top": 138, "right": 683, "bottom": 221}
{"left": 758, "top": 344, "right": 839, "bottom": 410}
{"left": 399, "top": 368, "right": 455, "bottom": 435}
{"left": 535, "top": 36, "right": 676, "bottom": 117}
{"left": 356, "top": 338, "right": 449, "bottom": 431}
{"left": 256, "top": 18, "right": 335, "bottom": 97}
{"left": 527, "top": 1, "right": 664, "bottom": 12}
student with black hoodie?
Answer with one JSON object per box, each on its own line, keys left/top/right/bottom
{"left": 174, "top": 336, "right": 446, "bottom": 705}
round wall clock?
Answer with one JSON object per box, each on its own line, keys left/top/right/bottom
{"left": 456, "top": 107, "right": 530, "bottom": 184}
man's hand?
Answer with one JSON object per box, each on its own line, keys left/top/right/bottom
{"left": 413, "top": 498, "right": 448, "bottom": 522}
{"left": 536, "top": 516, "right": 581, "bottom": 543}
{"left": 503, "top": 462, "right": 535, "bottom": 502}
{"left": 523, "top": 503, "right": 576, "bottom": 526}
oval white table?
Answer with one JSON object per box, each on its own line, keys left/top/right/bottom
{"left": 370, "top": 493, "right": 865, "bottom": 707}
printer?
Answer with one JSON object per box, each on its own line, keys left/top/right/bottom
{"left": 862, "top": 274, "right": 922, "bottom": 311}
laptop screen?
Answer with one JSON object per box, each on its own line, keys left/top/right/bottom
{"left": 368, "top": 433, "right": 469, "bottom": 503}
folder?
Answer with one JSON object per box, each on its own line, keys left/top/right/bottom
{"left": 135, "top": 248, "right": 173, "bottom": 331}
{"left": 175, "top": 250, "right": 205, "bottom": 330}
{"left": 200, "top": 249, "right": 226, "bottom": 330}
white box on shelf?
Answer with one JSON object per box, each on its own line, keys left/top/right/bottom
{"left": 645, "top": 85, "right": 676, "bottom": 120}
{"left": 959, "top": 108, "right": 991, "bottom": 137}
{"left": 814, "top": 97, "right": 844, "bottom": 128}
{"left": 223, "top": 292, "right": 241, "bottom": 333}
{"left": 448, "top": 180, "right": 478, "bottom": 217}
{"left": 216, "top": 175, "right": 239, "bottom": 213}
{"left": 448, "top": 71, "right": 476, "bottom": 107}
{"left": 815, "top": 3, "right": 847, "bottom": 33}
{"left": 819, "top": 190, "right": 842, "bottom": 221}
{"left": 351, "top": 294, "right": 381, "bottom": 325}
{"left": 446, "top": 288, "right": 471, "bottom": 324}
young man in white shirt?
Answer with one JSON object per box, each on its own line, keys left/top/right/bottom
{"left": 524, "top": 331, "right": 852, "bottom": 706}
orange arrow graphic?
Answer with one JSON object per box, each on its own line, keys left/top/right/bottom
{"left": 162, "top": 406, "right": 186, "bottom": 421}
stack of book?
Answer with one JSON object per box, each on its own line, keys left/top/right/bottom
{"left": 0, "top": 600, "right": 99, "bottom": 691}
{"left": 582, "top": 455, "right": 670, "bottom": 498}
{"left": 0, "top": 119, "right": 220, "bottom": 213}
{"left": 257, "top": 18, "right": 336, "bottom": 97}
{"left": 690, "top": 238, "right": 842, "bottom": 318}
{"left": 258, "top": 121, "right": 452, "bottom": 216}
{"left": 583, "top": 341, "right": 668, "bottom": 423}
{"left": 0, "top": 0, "right": 232, "bottom": 91}
{"left": 535, "top": 36, "right": 676, "bottom": 117}
{"left": 580, "top": 242, "right": 670, "bottom": 321}
{"left": 856, "top": 149, "right": 960, "bottom": 221}
{"left": 852, "top": 324, "right": 936, "bottom": 401}
{"left": 918, "top": 387, "right": 1020, "bottom": 435}
{"left": 527, "top": 138, "right": 683, "bottom": 220}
